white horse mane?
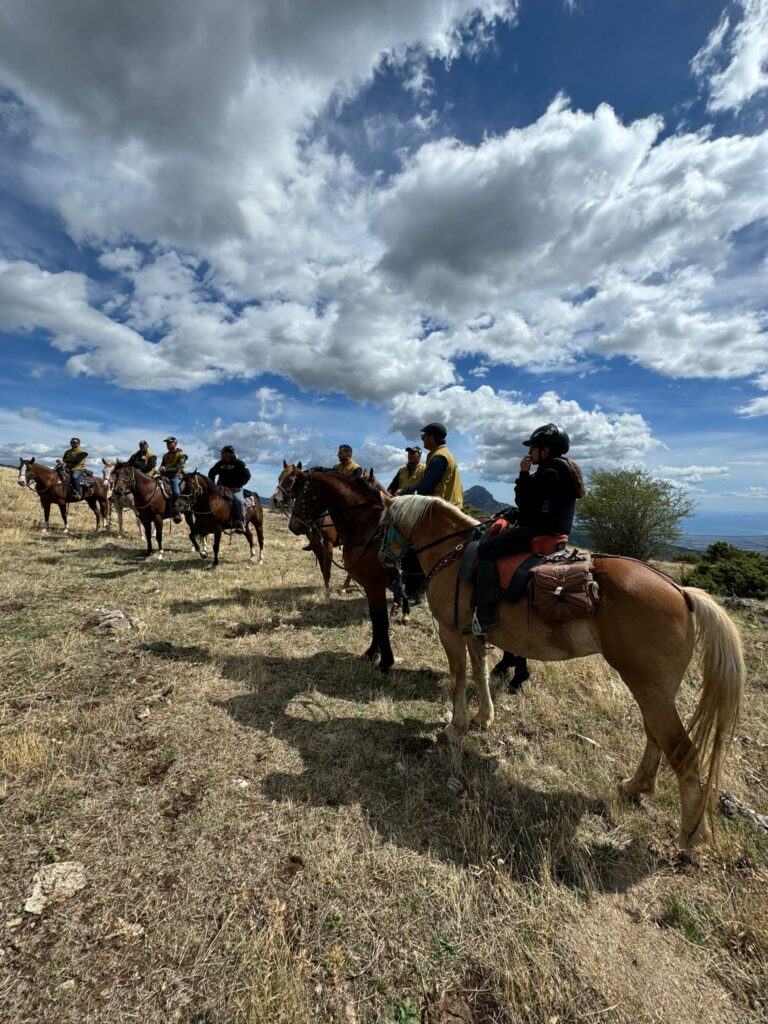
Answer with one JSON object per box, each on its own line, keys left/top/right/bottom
{"left": 385, "top": 494, "right": 477, "bottom": 534}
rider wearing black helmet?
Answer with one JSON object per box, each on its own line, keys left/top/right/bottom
{"left": 208, "top": 444, "right": 252, "bottom": 533}
{"left": 474, "top": 422, "right": 585, "bottom": 630}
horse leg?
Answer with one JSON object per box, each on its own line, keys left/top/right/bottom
{"left": 100, "top": 498, "right": 109, "bottom": 530}
{"left": 59, "top": 500, "right": 68, "bottom": 534}
{"left": 320, "top": 544, "right": 332, "bottom": 602}
{"left": 467, "top": 636, "right": 493, "bottom": 730}
{"left": 622, "top": 679, "right": 711, "bottom": 849}
{"left": 244, "top": 522, "right": 255, "bottom": 563}
{"left": 620, "top": 716, "right": 662, "bottom": 799}
{"left": 143, "top": 518, "right": 154, "bottom": 557}
{"left": 41, "top": 498, "right": 52, "bottom": 531}
{"left": 254, "top": 516, "right": 265, "bottom": 564}
{"left": 366, "top": 594, "right": 393, "bottom": 673}
{"left": 438, "top": 622, "right": 470, "bottom": 748}
{"left": 491, "top": 652, "right": 530, "bottom": 692}
{"left": 212, "top": 528, "right": 221, "bottom": 567}
{"left": 401, "top": 594, "right": 410, "bottom": 624}
{"left": 186, "top": 513, "right": 203, "bottom": 556}
{"left": 86, "top": 497, "right": 100, "bottom": 532}
{"left": 155, "top": 517, "right": 164, "bottom": 560}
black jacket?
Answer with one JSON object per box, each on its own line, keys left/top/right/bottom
{"left": 208, "top": 458, "right": 251, "bottom": 490}
{"left": 514, "top": 456, "right": 580, "bottom": 535}
{"left": 128, "top": 451, "right": 157, "bottom": 474}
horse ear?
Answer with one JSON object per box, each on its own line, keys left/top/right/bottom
{"left": 30, "top": 457, "right": 35, "bottom": 464}
{"left": 102, "top": 457, "right": 107, "bottom": 464}
{"left": 283, "top": 459, "right": 287, "bottom": 469}
{"left": 297, "top": 460, "right": 302, "bottom": 470}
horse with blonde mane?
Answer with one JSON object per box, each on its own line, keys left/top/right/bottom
{"left": 380, "top": 494, "right": 744, "bottom": 850}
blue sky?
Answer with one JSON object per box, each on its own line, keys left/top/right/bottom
{"left": 1, "top": 0, "right": 767, "bottom": 533}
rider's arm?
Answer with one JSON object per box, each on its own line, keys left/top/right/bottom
{"left": 387, "top": 472, "right": 400, "bottom": 494}
{"left": 145, "top": 455, "right": 157, "bottom": 472}
{"left": 401, "top": 455, "right": 447, "bottom": 495}
{"left": 349, "top": 466, "right": 363, "bottom": 479}
{"left": 207, "top": 461, "right": 221, "bottom": 482}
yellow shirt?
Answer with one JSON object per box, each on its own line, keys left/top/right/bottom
{"left": 63, "top": 447, "right": 87, "bottom": 471}
{"left": 396, "top": 463, "right": 425, "bottom": 489}
{"left": 426, "top": 445, "right": 463, "bottom": 507}
{"left": 161, "top": 449, "right": 187, "bottom": 476}
{"left": 332, "top": 459, "right": 361, "bottom": 476}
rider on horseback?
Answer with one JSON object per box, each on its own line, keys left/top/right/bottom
{"left": 399, "top": 423, "right": 463, "bottom": 507}
{"left": 159, "top": 437, "right": 187, "bottom": 523}
{"left": 57, "top": 437, "right": 88, "bottom": 498}
{"left": 333, "top": 445, "right": 363, "bottom": 478}
{"left": 128, "top": 440, "right": 157, "bottom": 476}
{"left": 208, "top": 445, "right": 251, "bottom": 533}
{"left": 474, "top": 422, "right": 585, "bottom": 632}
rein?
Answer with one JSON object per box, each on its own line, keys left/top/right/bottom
{"left": 290, "top": 472, "right": 385, "bottom": 573}
{"left": 115, "top": 466, "right": 165, "bottom": 510}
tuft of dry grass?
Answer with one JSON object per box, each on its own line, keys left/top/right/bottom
{"left": 0, "top": 466, "right": 766, "bottom": 1024}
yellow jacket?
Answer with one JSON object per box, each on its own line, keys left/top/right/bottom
{"left": 63, "top": 447, "right": 87, "bottom": 471}
{"left": 426, "top": 445, "right": 463, "bottom": 507}
{"left": 161, "top": 449, "right": 187, "bottom": 476}
{"left": 396, "top": 463, "right": 425, "bottom": 490}
{"left": 332, "top": 460, "right": 361, "bottom": 476}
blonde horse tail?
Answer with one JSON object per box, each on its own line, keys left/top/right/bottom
{"left": 683, "top": 587, "right": 745, "bottom": 836}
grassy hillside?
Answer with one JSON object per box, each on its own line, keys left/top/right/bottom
{"left": 1, "top": 466, "right": 766, "bottom": 1023}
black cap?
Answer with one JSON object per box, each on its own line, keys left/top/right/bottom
{"left": 405, "top": 445, "right": 422, "bottom": 454}
{"left": 420, "top": 422, "right": 447, "bottom": 441}
{"left": 221, "top": 444, "right": 236, "bottom": 455}
{"left": 139, "top": 440, "right": 148, "bottom": 447}
{"left": 163, "top": 436, "right": 177, "bottom": 443}
{"left": 70, "top": 437, "right": 80, "bottom": 444}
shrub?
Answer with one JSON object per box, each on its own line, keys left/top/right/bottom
{"left": 576, "top": 467, "right": 695, "bottom": 561}
{"left": 683, "top": 542, "right": 768, "bottom": 599}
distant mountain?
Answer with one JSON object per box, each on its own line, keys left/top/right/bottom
{"left": 680, "top": 534, "right": 768, "bottom": 555}
{"left": 463, "top": 485, "right": 506, "bottom": 514}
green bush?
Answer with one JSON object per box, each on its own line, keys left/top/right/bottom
{"left": 683, "top": 542, "right": 768, "bottom": 599}
{"left": 576, "top": 467, "right": 695, "bottom": 561}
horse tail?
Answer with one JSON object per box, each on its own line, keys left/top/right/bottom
{"left": 682, "top": 587, "right": 745, "bottom": 833}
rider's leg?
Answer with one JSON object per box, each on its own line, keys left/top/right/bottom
{"left": 71, "top": 470, "right": 82, "bottom": 497}
{"left": 474, "top": 526, "right": 535, "bottom": 633}
{"left": 169, "top": 476, "right": 181, "bottom": 521}
{"left": 232, "top": 490, "right": 246, "bottom": 532}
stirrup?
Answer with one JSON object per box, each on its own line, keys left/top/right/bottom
{"left": 461, "top": 611, "right": 486, "bottom": 639}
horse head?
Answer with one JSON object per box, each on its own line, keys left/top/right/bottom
{"left": 111, "top": 461, "right": 134, "bottom": 495}
{"left": 18, "top": 457, "right": 37, "bottom": 488}
{"left": 272, "top": 461, "right": 303, "bottom": 511}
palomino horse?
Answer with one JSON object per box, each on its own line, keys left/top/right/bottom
{"left": 101, "top": 459, "right": 141, "bottom": 538}
{"left": 18, "top": 458, "right": 109, "bottom": 532}
{"left": 111, "top": 462, "right": 195, "bottom": 559}
{"left": 380, "top": 495, "right": 744, "bottom": 849}
{"left": 183, "top": 472, "right": 264, "bottom": 567}
{"left": 285, "top": 468, "right": 396, "bottom": 670}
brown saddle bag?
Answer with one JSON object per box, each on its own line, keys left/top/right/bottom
{"left": 530, "top": 559, "right": 599, "bottom": 622}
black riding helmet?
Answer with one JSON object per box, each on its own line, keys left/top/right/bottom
{"left": 522, "top": 423, "right": 570, "bottom": 456}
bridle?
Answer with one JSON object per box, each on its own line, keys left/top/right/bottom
{"left": 113, "top": 465, "right": 165, "bottom": 510}
{"left": 290, "top": 471, "right": 385, "bottom": 572}
{"left": 18, "top": 462, "right": 56, "bottom": 495}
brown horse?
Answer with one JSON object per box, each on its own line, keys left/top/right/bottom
{"left": 183, "top": 472, "right": 264, "bottom": 567}
{"left": 379, "top": 495, "right": 745, "bottom": 849}
{"left": 286, "top": 468, "right": 395, "bottom": 670}
{"left": 272, "top": 461, "right": 340, "bottom": 600}
{"left": 112, "top": 462, "right": 195, "bottom": 559}
{"left": 18, "top": 458, "right": 109, "bottom": 532}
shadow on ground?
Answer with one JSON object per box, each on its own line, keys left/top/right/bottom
{"left": 210, "top": 650, "right": 653, "bottom": 894}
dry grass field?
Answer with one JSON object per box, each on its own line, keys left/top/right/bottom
{"left": 1, "top": 465, "right": 766, "bottom": 1023}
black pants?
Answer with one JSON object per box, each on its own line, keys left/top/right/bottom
{"left": 477, "top": 525, "right": 535, "bottom": 561}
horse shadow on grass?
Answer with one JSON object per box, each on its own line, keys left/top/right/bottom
{"left": 211, "top": 650, "right": 654, "bottom": 894}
